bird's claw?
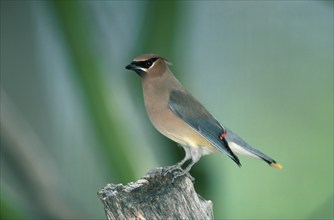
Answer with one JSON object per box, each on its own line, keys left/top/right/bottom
{"left": 170, "top": 168, "right": 195, "bottom": 183}
{"left": 172, "top": 170, "right": 195, "bottom": 183}
{"left": 163, "top": 165, "right": 195, "bottom": 183}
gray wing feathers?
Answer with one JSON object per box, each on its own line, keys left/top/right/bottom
{"left": 168, "top": 89, "right": 241, "bottom": 166}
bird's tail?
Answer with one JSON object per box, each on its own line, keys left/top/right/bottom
{"left": 225, "top": 128, "right": 283, "bottom": 169}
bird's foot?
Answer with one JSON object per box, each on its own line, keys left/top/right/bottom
{"left": 163, "top": 165, "right": 195, "bottom": 183}
{"left": 165, "top": 164, "right": 182, "bottom": 174}
{"left": 172, "top": 169, "right": 195, "bottom": 183}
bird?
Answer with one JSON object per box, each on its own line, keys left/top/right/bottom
{"left": 125, "top": 54, "right": 282, "bottom": 175}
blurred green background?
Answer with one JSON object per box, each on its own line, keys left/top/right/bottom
{"left": 1, "top": 1, "right": 333, "bottom": 219}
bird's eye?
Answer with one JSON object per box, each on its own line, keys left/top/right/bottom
{"left": 145, "top": 60, "right": 153, "bottom": 68}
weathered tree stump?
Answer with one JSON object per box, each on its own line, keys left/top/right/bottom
{"left": 97, "top": 166, "right": 214, "bottom": 220}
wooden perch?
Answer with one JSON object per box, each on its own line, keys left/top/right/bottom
{"left": 97, "top": 166, "right": 214, "bottom": 220}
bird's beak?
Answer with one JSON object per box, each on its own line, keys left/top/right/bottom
{"left": 125, "top": 64, "right": 136, "bottom": 70}
{"left": 125, "top": 62, "right": 146, "bottom": 77}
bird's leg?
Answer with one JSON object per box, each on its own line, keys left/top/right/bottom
{"left": 183, "top": 158, "right": 199, "bottom": 174}
{"left": 176, "top": 145, "right": 191, "bottom": 168}
{"left": 172, "top": 147, "right": 202, "bottom": 183}
{"left": 166, "top": 145, "right": 191, "bottom": 177}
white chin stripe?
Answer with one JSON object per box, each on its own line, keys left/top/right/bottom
{"left": 138, "top": 67, "right": 147, "bottom": 72}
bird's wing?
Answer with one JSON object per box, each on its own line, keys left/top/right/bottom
{"left": 168, "top": 89, "right": 241, "bottom": 166}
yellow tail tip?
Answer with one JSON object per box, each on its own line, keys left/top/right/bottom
{"left": 271, "top": 162, "right": 283, "bottom": 170}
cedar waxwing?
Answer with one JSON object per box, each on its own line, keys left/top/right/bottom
{"left": 126, "top": 54, "right": 282, "bottom": 174}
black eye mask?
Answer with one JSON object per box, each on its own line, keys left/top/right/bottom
{"left": 132, "top": 58, "right": 158, "bottom": 69}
